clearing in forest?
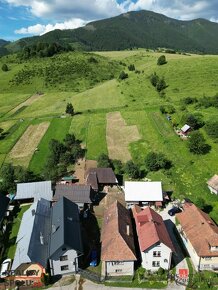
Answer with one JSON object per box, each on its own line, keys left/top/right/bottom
{"left": 106, "top": 112, "right": 141, "bottom": 162}
{"left": 8, "top": 122, "right": 50, "bottom": 167}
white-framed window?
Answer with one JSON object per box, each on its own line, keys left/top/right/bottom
{"left": 61, "top": 265, "right": 69, "bottom": 271}
{"left": 152, "top": 261, "right": 160, "bottom": 267}
{"left": 112, "top": 262, "right": 124, "bottom": 266}
{"left": 60, "top": 255, "right": 68, "bottom": 261}
{"left": 115, "top": 269, "right": 122, "bottom": 273}
{"left": 204, "top": 257, "right": 212, "bottom": 260}
{"left": 153, "top": 251, "right": 161, "bottom": 257}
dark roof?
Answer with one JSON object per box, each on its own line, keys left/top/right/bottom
{"left": 50, "top": 197, "right": 83, "bottom": 257}
{"left": 101, "top": 201, "right": 136, "bottom": 261}
{"left": 0, "top": 193, "right": 10, "bottom": 225}
{"left": 54, "top": 184, "right": 92, "bottom": 203}
{"left": 12, "top": 198, "right": 51, "bottom": 270}
{"left": 86, "top": 168, "right": 117, "bottom": 190}
{"left": 28, "top": 199, "right": 52, "bottom": 267}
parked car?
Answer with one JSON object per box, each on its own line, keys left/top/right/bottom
{"left": 89, "top": 249, "right": 97, "bottom": 267}
{"left": 168, "top": 207, "right": 182, "bottom": 216}
{"left": 0, "top": 258, "right": 11, "bottom": 278}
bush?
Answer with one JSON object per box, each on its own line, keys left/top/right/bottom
{"left": 188, "top": 131, "right": 211, "bottom": 154}
{"left": 65, "top": 103, "right": 74, "bottom": 116}
{"left": 150, "top": 72, "right": 159, "bottom": 87}
{"left": 124, "top": 160, "right": 141, "bottom": 179}
{"left": 97, "top": 153, "right": 112, "bottom": 168}
{"left": 119, "top": 71, "right": 128, "bottom": 80}
{"left": 145, "top": 152, "right": 172, "bottom": 171}
{"left": 182, "top": 97, "right": 198, "bottom": 105}
{"left": 156, "top": 77, "right": 167, "bottom": 92}
{"left": 205, "top": 121, "right": 218, "bottom": 141}
{"left": 157, "top": 55, "right": 167, "bottom": 65}
{"left": 128, "top": 64, "right": 135, "bottom": 71}
{"left": 2, "top": 64, "right": 8, "bottom": 72}
{"left": 183, "top": 113, "right": 205, "bottom": 130}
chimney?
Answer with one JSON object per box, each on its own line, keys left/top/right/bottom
{"left": 126, "top": 224, "right": 130, "bottom": 236}
{"left": 40, "top": 232, "right": 44, "bottom": 245}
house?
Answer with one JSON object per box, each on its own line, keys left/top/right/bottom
{"left": 12, "top": 198, "right": 51, "bottom": 282}
{"left": 15, "top": 181, "right": 53, "bottom": 202}
{"left": 132, "top": 206, "right": 175, "bottom": 271}
{"left": 176, "top": 203, "right": 218, "bottom": 271}
{"left": 85, "top": 168, "right": 118, "bottom": 191}
{"left": 207, "top": 174, "right": 218, "bottom": 195}
{"left": 124, "top": 181, "right": 163, "bottom": 208}
{"left": 181, "top": 124, "right": 191, "bottom": 135}
{"left": 49, "top": 197, "right": 83, "bottom": 276}
{"left": 53, "top": 184, "right": 94, "bottom": 209}
{"left": 0, "top": 193, "right": 10, "bottom": 229}
{"left": 101, "top": 201, "right": 137, "bottom": 278}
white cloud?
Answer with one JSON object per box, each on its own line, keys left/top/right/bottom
{"left": 15, "top": 18, "right": 87, "bottom": 35}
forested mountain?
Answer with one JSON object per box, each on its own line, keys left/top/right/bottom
{"left": 0, "top": 39, "right": 10, "bottom": 56}
{"left": 5, "top": 10, "right": 218, "bottom": 54}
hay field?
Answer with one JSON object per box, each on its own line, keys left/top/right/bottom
{"left": 8, "top": 122, "right": 50, "bottom": 167}
{"left": 106, "top": 111, "right": 141, "bottom": 162}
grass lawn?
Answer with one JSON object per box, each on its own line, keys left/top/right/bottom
{"left": 6, "top": 205, "right": 30, "bottom": 259}
{"left": 29, "top": 117, "right": 71, "bottom": 174}
{"left": 0, "top": 120, "right": 30, "bottom": 154}
{"left": 70, "top": 113, "right": 107, "bottom": 160}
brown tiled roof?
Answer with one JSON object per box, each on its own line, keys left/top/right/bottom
{"left": 101, "top": 201, "right": 136, "bottom": 261}
{"left": 86, "top": 168, "right": 117, "bottom": 190}
{"left": 54, "top": 184, "right": 93, "bottom": 203}
{"left": 132, "top": 206, "right": 175, "bottom": 253}
{"left": 176, "top": 203, "right": 218, "bottom": 257}
{"left": 207, "top": 174, "right": 218, "bottom": 191}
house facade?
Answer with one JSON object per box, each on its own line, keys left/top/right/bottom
{"left": 101, "top": 201, "right": 136, "bottom": 278}
{"left": 132, "top": 206, "right": 175, "bottom": 271}
{"left": 176, "top": 203, "right": 218, "bottom": 271}
{"left": 49, "top": 197, "right": 83, "bottom": 276}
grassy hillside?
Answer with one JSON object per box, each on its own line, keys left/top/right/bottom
{"left": 6, "top": 10, "right": 218, "bottom": 55}
{"left": 0, "top": 50, "right": 218, "bottom": 221}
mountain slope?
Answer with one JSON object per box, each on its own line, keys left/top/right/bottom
{"left": 0, "top": 39, "right": 11, "bottom": 56}
{"left": 7, "top": 10, "right": 218, "bottom": 54}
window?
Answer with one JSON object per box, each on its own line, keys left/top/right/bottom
{"left": 62, "top": 247, "right": 67, "bottom": 251}
{"left": 152, "top": 261, "right": 160, "bottom": 267}
{"left": 60, "top": 255, "right": 68, "bottom": 261}
{"left": 61, "top": 265, "right": 69, "bottom": 271}
{"left": 112, "top": 262, "right": 124, "bottom": 266}
{"left": 115, "top": 269, "right": 122, "bottom": 273}
{"left": 153, "top": 251, "right": 161, "bottom": 257}
{"left": 204, "top": 257, "right": 212, "bottom": 261}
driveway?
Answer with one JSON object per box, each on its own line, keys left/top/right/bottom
{"left": 158, "top": 203, "right": 189, "bottom": 278}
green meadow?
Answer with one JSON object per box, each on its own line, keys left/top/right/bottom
{"left": 0, "top": 50, "right": 218, "bottom": 220}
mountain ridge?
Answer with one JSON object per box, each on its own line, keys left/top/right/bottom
{"left": 4, "top": 10, "right": 218, "bottom": 55}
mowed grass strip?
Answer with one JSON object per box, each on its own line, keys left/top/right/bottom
{"left": 29, "top": 118, "right": 71, "bottom": 174}
{"left": 7, "top": 122, "right": 50, "bottom": 168}
{"left": 69, "top": 113, "right": 108, "bottom": 160}
{"left": 0, "top": 120, "right": 30, "bottom": 155}
{"left": 72, "top": 79, "right": 126, "bottom": 112}
{"left": 106, "top": 112, "right": 141, "bottom": 162}
{"left": 0, "top": 93, "right": 30, "bottom": 117}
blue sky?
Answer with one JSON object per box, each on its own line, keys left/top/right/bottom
{"left": 0, "top": 0, "right": 218, "bottom": 41}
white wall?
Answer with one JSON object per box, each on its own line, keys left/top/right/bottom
{"left": 141, "top": 243, "right": 172, "bottom": 271}
{"left": 50, "top": 248, "right": 78, "bottom": 276}
{"left": 104, "top": 261, "right": 134, "bottom": 276}
{"left": 208, "top": 186, "right": 218, "bottom": 195}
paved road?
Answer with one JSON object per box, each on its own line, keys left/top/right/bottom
{"left": 48, "top": 279, "right": 185, "bottom": 290}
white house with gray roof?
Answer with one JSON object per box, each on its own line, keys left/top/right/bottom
{"left": 12, "top": 198, "right": 51, "bottom": 278}
{"left": 15, "top": 181, "right": 53, "bottom": 202}
{"left": 49, "top": 197, "right": 83, "bottom": 276}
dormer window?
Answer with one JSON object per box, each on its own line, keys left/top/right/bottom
{"left": 210, "top": 246, "right": 218, "bottom": 252}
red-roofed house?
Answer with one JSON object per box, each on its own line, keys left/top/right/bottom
{"left": 101, "top": 201, "right": 137, "bottom": 278}
{"left": 176, "top": 203, "right": 218, "bottom": 271}
{"left": 132, "top": 206, "right": 175, "bottom": 271}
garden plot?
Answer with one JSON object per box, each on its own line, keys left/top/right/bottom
{"left": 106, "top": 112, "right": 141, "bottom": 162}
{"left": 8, "top": 122, "right": 50, "bottom": 167}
